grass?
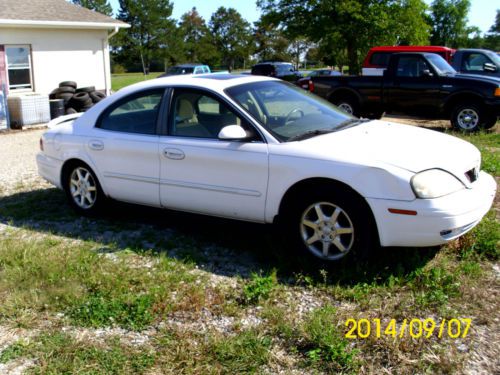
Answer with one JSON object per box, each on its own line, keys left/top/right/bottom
{"left": 111, "top": 72, "right": 163, "bottom": 91}
{"left": 0, "top": 128, "right": 498, "bottom": 373}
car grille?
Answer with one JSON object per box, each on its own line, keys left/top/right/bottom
{"left": 464, "top": 167, "right": 479, "bottom": 183}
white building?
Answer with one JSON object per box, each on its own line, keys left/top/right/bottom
{"left": 0, "top": 0, "right": 129, "bottom": 97}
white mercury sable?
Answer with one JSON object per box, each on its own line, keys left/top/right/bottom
{"left": 37, "top": 74, "right": 497, "bottom": 262}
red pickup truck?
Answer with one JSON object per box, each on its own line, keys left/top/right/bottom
{"left": 362, "top": 46, "right": 456, "bottom": 76}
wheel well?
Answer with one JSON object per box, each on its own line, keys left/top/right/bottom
{"left": 444, "top": 93, "right": 483, "bottom": 116}
{"left": 277, "top": 178, "right": 379, "bottom": 241}
{"left": 328, "top": 89, "right": 360, "bottom": 105}
{"left": 60, "top": 159, "right": 93, "bottom": 189}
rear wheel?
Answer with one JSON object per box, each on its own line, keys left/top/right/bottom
{"left": 332, "top": 96, "right": 359, "bottom": 117}
{"left": 63, "top": 163, "right": 105, "bottom": 215}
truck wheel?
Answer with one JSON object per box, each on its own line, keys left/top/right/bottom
{"left": 483, "top": 115, "right": 498, "bottom": 130}
{"left": 333, "top": 97, "right": 359, "bottom": 117}
{"left": 451, "top": 103, "right": 486, "bottom": 132}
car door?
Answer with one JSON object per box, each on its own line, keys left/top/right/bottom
{"left": 459, "top": 52, "right": 497, "bottom": 77}
{"left": 87, "top": 89, "right": 164, "bottom": 206}
{"left": 385, "top": 55, "right": 440, "bottom": 115}
{"left": 159, "top": 88, "right": 269, "bottom": 222}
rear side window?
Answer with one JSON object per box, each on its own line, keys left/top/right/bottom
{"left": 98, "top": 89, "right": 164, "bottom": 135}
{"left": 370, "top": 52, "right": 391, "bottom": 67}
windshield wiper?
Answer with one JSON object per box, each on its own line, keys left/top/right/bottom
{"left": 288, "top": 129, "right": 334, "bottom": 142}
{"left": 335, "top": 118, "right": 367, "bottom": 130}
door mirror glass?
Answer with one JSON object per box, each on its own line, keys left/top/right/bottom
{"left": 218, "top": 125, "right": 248, "bottom": 140}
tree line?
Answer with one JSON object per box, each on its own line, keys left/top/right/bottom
{"left": 73, "top": 0, "right": 500, "bottom": 75}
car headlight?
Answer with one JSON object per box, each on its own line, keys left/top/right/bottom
{"left": 411, "top": 169, "right": 465, "bottom": 199}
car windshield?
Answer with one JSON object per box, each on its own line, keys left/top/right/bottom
{"left": 167, "top": 66, "right": 194, "bottom": 75}
{"left": 225, "top": 81, "right": 357, "bottom": 142}
{"left": 485, "top": 50, "right": 500, "bottom": 66}
{"left": 426, "top": 54, "right": 456, "bottom": 75}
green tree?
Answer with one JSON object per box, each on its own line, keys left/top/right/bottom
{"left": 253, "top": 20, "right": 291, "bottom": 62}
{"left": 209, "top": 7, "right": 252, "bottom": 71}
{"left": 178, "top": 8, "right": 219, "bottom": 65}
{"left": 257, "top": 0, "right": 430, "bottom": 75}
{"left": 484, "top": 10, "right": 500, "bottom": 51}
{"left": 115, "top": 0, "right": 176, "bottom": 74}
{"left": 72, "top": 0, "right": 113, "bottom": 16}
{"left": 429, "top": 0, "right": 471, "bottom": 47}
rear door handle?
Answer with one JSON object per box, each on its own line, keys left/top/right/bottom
{"left": 163, "top": 148, "right": 185, "bottom": 160}
{"left": 88, "top": 140, "right": 104, "bottom": 151}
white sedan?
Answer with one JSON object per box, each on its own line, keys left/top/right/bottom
{"left": 37, "top": 74, "right": 497, "bottom": 262}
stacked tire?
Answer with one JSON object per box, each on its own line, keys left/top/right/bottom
{"left": 49, "top": 82, "right": 106, "bottom": 115}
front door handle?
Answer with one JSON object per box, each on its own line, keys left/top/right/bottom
{"left": 163, "top": 148, "right": 185, "bottom": 160}
{"left": 88, "top": 140, "right": 104, "bottom": 151}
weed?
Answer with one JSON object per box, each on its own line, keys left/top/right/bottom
{"left": 302, "top": 306, "right": 359, "bottom": 373}
{"left": 68, "top": 292, "right": 154, "bottom": 330}
{"left": 0, "top": 340, "right": 30, "bottom": 363}
{"left": 19, "top": 332, "right": 155, "bottom": 374}
{"left": 242, "top": 270, "right": 277, "bottom": 304}
{"left": 469, "top": 210, "right": 500, "bottom": 260}
{"left": 410, "top": 267, "right": 461, "bottom": 308}
{"left": 209, "top": 331, "right": 272, "bottom": 373}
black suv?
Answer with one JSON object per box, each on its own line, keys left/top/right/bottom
{"left": 251, "top": 62, "right": 301, "bottom": 82}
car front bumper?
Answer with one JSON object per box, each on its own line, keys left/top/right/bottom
{"left": 36, "top": 152, "right": 63, "bottom": 189}
{"left": 367, "top": 171, "right": 497, "bottom": 247}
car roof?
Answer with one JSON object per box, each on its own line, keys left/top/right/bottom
{"left": 172, "top": 63, "right": 205, "bottom": 68}
{"left": 117, "top": 74, "right": 276, "bottom": 96}
{"left": 369, "top": 45, "right": 455, "bottom": 53}
{"left": 254, "top": 62, "right": 293, "bottom": 66}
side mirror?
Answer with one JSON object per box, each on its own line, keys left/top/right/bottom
{"left": 218, "top": 125, "right": 248, "bottom": 141}
{"left": 483, "top": 62, "right": 497, "bottom": 72}
{"left": 422, "top": 69, "right": 434, "bottom": 77}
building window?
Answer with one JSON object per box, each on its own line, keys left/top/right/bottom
{"left": 5, "top": 45, "right": 33, "bottom": 91}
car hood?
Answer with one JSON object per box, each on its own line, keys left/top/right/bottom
{"left": 452, "top": 73, "right": 500, "bottom": 83}
{"left": 293, "top": 120, "right": 480, "bottom": 180}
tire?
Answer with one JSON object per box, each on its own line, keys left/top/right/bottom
{"left": 367, "top": 110, "right": 384, "bottom": 120}
{"left": 282, "top": 185, "right": 375, "bottom": 263}
{"left": 483, "top": 115, "right": 498, "bottom": 130}
{"left": 63, "top": 163, "right": 105, "bottom": 215}
{"left": 76, "top": 86, "right": 96, "bottom": 94}
{"left": 59, "top": 81, "right": 77, "bottom": 89}
{"left": 56, "top": 86, "right": 76, "bottom": 94}
{"left": 55, "top": 92, "right": 74, "bottom": 103}
{"left": 65, "top": 107, "right": 78, "bottom": 115}
{"left": 79, "top": 104, "right": 94, "bottom": 112}
{"left": 89, "top": 91, "right": 106, "bottom": 103}
{"left": 333, "top": 96, "right": 359, "bottom": 117}
{"left": 450, "top": 102, "right": 489, "bottom": 132}
{"left": 69, "top": 92, "right": 91, "bottom": 109}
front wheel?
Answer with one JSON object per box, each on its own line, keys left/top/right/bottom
{"left": 64, "top": 164, "right": 105, "bottom": 215}
{"left": 285, "top": 187, "right": 374, "bottom": 262}
{"left": 450, "top": 103, "right": 489, "bottom": 132}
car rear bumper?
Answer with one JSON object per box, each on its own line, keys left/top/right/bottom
{"left": 37, "top": 153, "right": 63, "bottom": 189}
{"left": 367, "top": 171, "right": 497, "bottom": 247}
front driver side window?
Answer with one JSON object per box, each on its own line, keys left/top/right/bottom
{"left": 99, "top": 89, "right": 164, "bottom": 135}
{"left": 171, "top": 89, "right": 249, "bottom": 139}
{"left": 396, "top": 57, "right": 430, "bottom": 77}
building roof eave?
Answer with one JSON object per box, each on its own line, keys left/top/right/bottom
{"left": 0, "top": 19, "right": 130, "bottom": 29}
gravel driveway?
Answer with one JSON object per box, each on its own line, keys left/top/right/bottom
{"left": 0, "top": 128, "right": 49, "bottom": 194}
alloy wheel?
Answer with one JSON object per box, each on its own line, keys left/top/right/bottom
{"left": 69, "top": 167, "right": 97, "bottom": 209}
{"left": 300, "top": 201, "right": 355, "bottom": 260}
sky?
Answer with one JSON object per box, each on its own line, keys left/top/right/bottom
{"left": 108, "top": 0, "right": 498, "bottom": 33}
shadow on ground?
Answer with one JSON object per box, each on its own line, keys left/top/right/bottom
{"left": 0, "top": 188, "right": 439, "bottom": 285}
